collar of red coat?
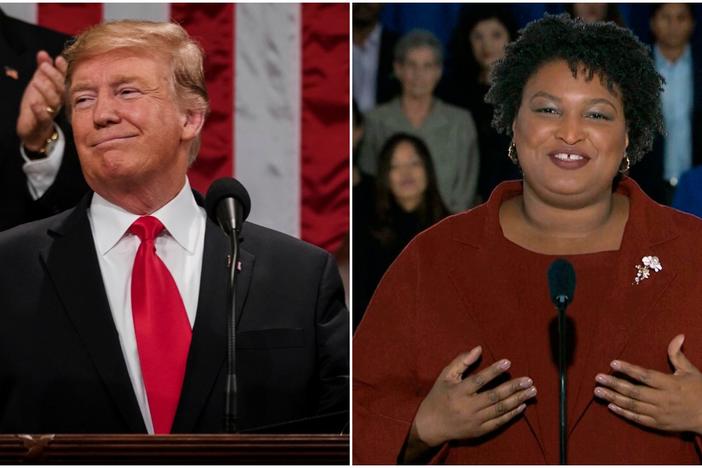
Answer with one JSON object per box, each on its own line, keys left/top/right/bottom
{"left": 447, "top": 176, "right": 679, "bottom": 250}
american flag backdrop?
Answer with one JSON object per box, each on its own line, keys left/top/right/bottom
{"left": 1, "top": 3, "right": 350, "bottom": 253}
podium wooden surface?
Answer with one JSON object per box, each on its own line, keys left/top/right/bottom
{"left": 0, "top": 434, "right": 349, "bottom": 464}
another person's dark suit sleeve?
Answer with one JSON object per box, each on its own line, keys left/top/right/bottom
{"left": 0, "top": 9, "right": 88, "bottom": 231}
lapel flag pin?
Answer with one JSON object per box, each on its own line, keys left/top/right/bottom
{"left": 225, "top": 256, "right": 243, "bottom": 271}
{"left": 4, "top": 66, "right": 18, "bottom": 80}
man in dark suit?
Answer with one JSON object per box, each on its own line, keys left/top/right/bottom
{"left": 352, "top": 3, "right": 400, "bottom": 113}
{"left": 0, "top": 8, "right": 88, "bottom": 231}
{"left": 0, "top": 20, "right": 348, "bottom": 434}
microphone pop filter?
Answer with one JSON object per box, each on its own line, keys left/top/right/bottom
{"left": 205, "top": 177, "right": 251, "bottom": 224}
{"left": 548, "top": 259, "right": 576, "bottom": 308}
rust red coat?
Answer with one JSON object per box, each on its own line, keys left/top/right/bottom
{"left": 354, "top": 178, "right": 702, "bottom": 464}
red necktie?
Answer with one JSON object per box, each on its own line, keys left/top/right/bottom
{"left": 129, "top": 216, "right": 192, "bottom": 434}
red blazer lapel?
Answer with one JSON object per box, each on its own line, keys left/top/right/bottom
{"left": 568, "top": 179, "right": 681, "bottom": 436}
{"left": 446, "top": 203, "right": 548, "bottom": 461}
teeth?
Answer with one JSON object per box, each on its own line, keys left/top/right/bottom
{"left": 553, "top": 153, "right": 584, "bottom": 161}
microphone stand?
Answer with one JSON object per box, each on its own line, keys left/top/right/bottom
{"left": 218, "top": 199, "right": 242, "bottom": 434}
{"left": 224, "top": 233, "right": 240, "bottom": 433}
{"left": 556, "top": 296, "right": 568, "bottom": 465}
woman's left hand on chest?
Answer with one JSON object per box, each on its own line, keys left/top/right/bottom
{"left": 593, "top": 334, "right": 702, "bottom": 434}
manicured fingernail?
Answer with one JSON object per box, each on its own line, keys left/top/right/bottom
{"left": 520, "top": 378, "right": 533, "bottom": 388}
{"left": 595, "top": 374, "right": 608, "bottom": 384}
{"left": 527, "top": 386, "right": 537, "bottom": 396}
{"left": 594, "top": 387, "right": 605, "bottom": 397}
{"left": 498, "top": 359, "right": 511, "bottom": 370}
{"left": 516, "top": 403, "right": 526, "bottom": 413}
{"left": 610, "top": 360, "right": 621, "bottom": 370}
{"left": 472, "top": 345, "right": 482, "bottom": 354}
{"left": 608, "top": 403, "right": 619, "bottom": 412}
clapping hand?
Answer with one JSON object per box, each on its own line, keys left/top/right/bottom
{"left": 17, "top": 51, "right": 67, "bottom": 152}
{"left": 594, "top": 335, "right": 702, "bottom": 434}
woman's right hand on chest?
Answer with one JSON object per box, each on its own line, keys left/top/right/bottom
{"left": 403, "top": 345, "right": 536, "bottom": 461}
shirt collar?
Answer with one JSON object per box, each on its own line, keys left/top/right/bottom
{"left": 356, "top": 23, "right": 382, "bottom": 50}
{"left": 367, "top": 23, "right": 382, "bottom": 47}
{"left": 90, "top": 178, "right": 201, "bottom": 256}
{"left": 655, "top": 43, "right": 692, "bottom": 68}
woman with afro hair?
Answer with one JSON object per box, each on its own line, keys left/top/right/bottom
{"left": 354, "top": 14, "right": 702, "bottom": 464}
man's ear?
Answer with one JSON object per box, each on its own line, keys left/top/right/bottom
{"left": 181, "top": 109, "right": 206, "bottom": 142}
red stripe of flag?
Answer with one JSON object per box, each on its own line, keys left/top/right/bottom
{"left": 38, "top": 3, "right": 103, "bottom": 36}
{"left": 172, "top": 3, "right": 235, "bottom": 194}
{"left": 300, "top": 3, "right": 349, "bottom": 252}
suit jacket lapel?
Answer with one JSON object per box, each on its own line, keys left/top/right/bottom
{"left": 173, "top": 218, "right": 256, "bottom": 432}
{"left": 173, "top": 218, "right": 227, "bottom": 431}
{"left": 448, "top": 236, "right": 547, "bottom": 460}
{"left": 568, "top": 190, "right": 679, "bottom": 435}
{"left": 41, "top": 195, "right": 145, "bottom": 432}
{"left": 235, "top": 223, "right": 256, "bottom": 325}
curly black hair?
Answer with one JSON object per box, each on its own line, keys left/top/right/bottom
{"left": 485, "top": 14, "right": 664, "bottom": 165}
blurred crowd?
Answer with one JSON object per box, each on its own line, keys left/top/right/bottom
{"left": 352, "top": 3, "right": 702, "bottom": 327}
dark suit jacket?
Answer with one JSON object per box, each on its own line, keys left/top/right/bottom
{"left": 0, "top": 9, "right": 88, "bottom": 231}
{"left": 354, "top": 178, "right": 702, "bottom": 463}
{"left": 629, "top": 45, "right": 702, "bottom": 204}
{"left": 374, "top": 27, "right": 400, "bottom": 107}
{"left": 0, "top": 192, "right": 348, "bottom": 433}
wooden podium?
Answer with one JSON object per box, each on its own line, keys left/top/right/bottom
{"left": 0, "top": 434, "right": 349, "bottom": 464}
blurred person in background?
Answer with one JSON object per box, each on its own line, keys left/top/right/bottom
{"left": 354, "top": 132, "right": 447, "bottom": 330}
{"left": 0, "top": 8, "right": 88, "bottom": 231}
{"left": 352, "top": 100, "right": 376, "bottom": 331}
{"left": 353, "top": 100, "right": 375, "bottom": 223}
{"left": 566, "top": 3, "right": 625, "bottom": 26}
{"left": 353, "top": 3, "right": 400, "bottom": 114}
{"left": 672, "top": 164, "right": 702, "bottom": 217}
{"left": 442, "top": 4, "right": 521, "bottom": 202}
{"left": 359, "top": 29, "right": 480, "bottom": 213}
{"left": 630, "top": 3, "right": 702, "bottom": 204}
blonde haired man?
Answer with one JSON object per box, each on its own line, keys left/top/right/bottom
{"left": 0, "top": 21, "right": 348, "bottom": 434}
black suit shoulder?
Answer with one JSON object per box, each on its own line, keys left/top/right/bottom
{"left": 0, "top": 207, "right": 72, "bottom": 257}
{"left": 0, "top": 10, "right": 71, "bottom": 57}
{"left": 242, "top": 221, "right": 333, "bottom": 263}
{"left": 376, "top": 27, "right": 400, "bottom": 106}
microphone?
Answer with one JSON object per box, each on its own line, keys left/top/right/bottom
{"left": 205, "top": 177, "right": 251, "bottom": 235}
{"left": 547, "top": 258, "right": 576, "bottom": 465}
{"left": 205, "top": 177, "right": 252, "bottom": 434}
{"left": 548, "top": 259, "right": 575, "bottom": 309}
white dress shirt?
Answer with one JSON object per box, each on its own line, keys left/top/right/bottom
{"left": 21, "top": 123, "right": 65, "bottom": 199}
{"left": 88, "top": 179, "right": 207, "bottom": 434}
{"left": 353, "top": 23, "right": 382, "bottom": 113}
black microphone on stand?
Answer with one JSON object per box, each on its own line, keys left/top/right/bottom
{"left": 547, "top": 259, "right": 576, "bottom": 465}
{"left": 205, "top": 178, "right": 251, "bottom": 433}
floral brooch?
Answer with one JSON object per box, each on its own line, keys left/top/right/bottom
{"left": 633, "top": 255, "right": 662, "bottom": 285}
